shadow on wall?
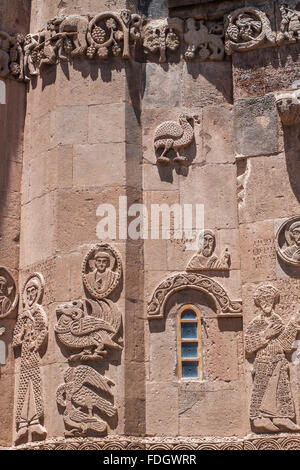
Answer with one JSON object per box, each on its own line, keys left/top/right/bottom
{"left": 0, "top": 0, "right": 31, "bottom": 248}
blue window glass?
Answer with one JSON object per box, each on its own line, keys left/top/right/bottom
{"left": 181, "top": 322, "right": 197, "bottom": 339}
{"left": 181, "top": 309, "right": 197, "bottom": 320}
{"left": 181, "top": 342, "right": 198, "bottom": 358}
{"left": 182, "top": 361, "right": 198, "bottom": 378}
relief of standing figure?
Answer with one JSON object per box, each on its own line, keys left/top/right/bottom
{"left": 245, "top": 284, "right": 300, "bottom": 433}
{"left": 13, "top": 273, "right": 48, "bottom": 444}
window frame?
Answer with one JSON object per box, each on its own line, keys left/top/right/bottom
{"left": 177, "top": 304, "right": 203, "bottom": 380}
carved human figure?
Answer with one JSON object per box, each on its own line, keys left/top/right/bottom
{"left": 245, "top": 284, "right": 300, "bottom": 433}
{"left": 0, "top": 276, "right": 12, "bottom": 317}
{"left": 13, "top": 274, "right": 48, "bottom": 444}
{"left": 280, "top": 221, "right": 300, "bottom": 262}
{"left": 86, "top": 251, "right": 119, "bottom": 297}
{"left": 187, "top": 230, "right": 230, "bottom": 271}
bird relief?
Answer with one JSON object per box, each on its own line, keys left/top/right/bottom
{"left": 56, "top": 366, "right": 117, "bottom": 437}
{"left": 154, "top": 113, "right": 200, "bottom": 166}
{"left": 55, "top": 243, "right": 123, "bottom": 437}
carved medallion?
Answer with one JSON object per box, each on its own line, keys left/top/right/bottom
{"left": 276, "top": 216, "right": 300, "bottom": 266}
{"left": 13, "top": 272, "right": 48, "bottom": 444}
{"left": 0, "top": 266, "right": 18, "bottom": 319}
{"left": 82, "top": 243, "right": 122, "bottom": 300}
{"left": 225, "top": 7, "right": 275, "bottom": 54}
{"left": 86, "top": 10, "right": 142, "bottom": 60}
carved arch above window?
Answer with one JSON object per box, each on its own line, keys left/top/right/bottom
{"left": 147, "top": 272, "right": 242, "bottom": 319}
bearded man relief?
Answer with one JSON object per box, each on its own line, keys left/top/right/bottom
{"left": 186, "top": 230, "right": 231, "bottom": 271}
{"left": 245, "top": 284, "right": 300, "bottom": 433}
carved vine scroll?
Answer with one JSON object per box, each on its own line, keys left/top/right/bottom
{"left": 147, "top": 272, "right": 242, "bottom": 319}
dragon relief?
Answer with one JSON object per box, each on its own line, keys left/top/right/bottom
{"left": 55, "top": 299, "right": 123, "bottom": 362}
{"left": 56, "top": 366, "right": 117, "bottom": 437}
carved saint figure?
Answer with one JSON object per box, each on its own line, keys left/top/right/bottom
{"left": 86, "top": 250, "right": 119, "bottom": 297}
{"left": 283, "top": 221, "right": 300, "bottom": 263}
{"left": 186, "top": 230, "right": 230, "bottom": 271}
{"left": 0, "top": 276, "right": 12, "bottom": 317}
{"left": 245, "top": 284, "right": 300, "bottom": 433}
{"left": 13, "top": 274, "right": 48, "bottom": 444}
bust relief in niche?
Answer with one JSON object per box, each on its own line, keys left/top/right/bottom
{"left": 186, "top": 230, "right": 230, "bottom": 271}
{"left": 276, "top": 217, "right": 300, "bottom": 267}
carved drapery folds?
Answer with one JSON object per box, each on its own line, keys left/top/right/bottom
{"left": 13, "top": 273, "right": 48, "bottom": 445}
{"left": 148, "top": 272, "right": 242, "bottom": 319}
{"left": 225, "top": 7, "right": 276, "bottom": 54}
{"left": 55, "top": 243, "right": 123, "bottom": 438}
{"left": 246, "top": 284, "right": 300, "bottom": 433}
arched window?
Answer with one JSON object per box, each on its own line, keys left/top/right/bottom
{"left": 178, "top": 304, "right": 202, "bottom": 379}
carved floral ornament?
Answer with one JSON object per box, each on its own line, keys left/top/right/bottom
{"left": 2, "top": 5, "right": 300, "bottom": 82}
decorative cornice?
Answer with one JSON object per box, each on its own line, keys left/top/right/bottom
{"left": 7, "top": 433, "right": 300, "bottom": 450}
{"left": 1, "top": 5, "right": 300, "bottom": 84}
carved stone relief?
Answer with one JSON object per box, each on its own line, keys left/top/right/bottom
{"left": 55, "top": 298, "right": 123, "bottom": 362}
{"left": 184, "top": 18, "right": 224, "bottom": 61}
{"left": 245, "top": 284, "right": 300, "bottom": 433}
{"left": 142, "top": 18, "right": 182, "bottom": 63}
{"left": 186, "top": 230, "right": 230, "bottom": 271}
{"left": 154, "top": 114, "right": 200, "bottom": 166}
{"left": 225, "top": 7, "right": 276, "bottom": 54}
{"left": 0, "top": 267, "right": 18, "bottom": 319}
{"left": 55, "top": 243, "right": 123, "bottom": 437}
{"left": 148, "top": 272, "right": 242, "bottom": 319}
{"left": 82, "top": 243, "right": 122, "bottom": 300}
{"left": 277, "top": 4, "right": 300, "bottom": 44}
{"left": 56, "top": 366, "right": 117, "bottom": 437}
{"left": 12, "top": 273, "right": 48, "bottom": 444}
{"left": 276, "top": 217, "right": 300, "bottom": 266}
{"left": 276, "top": 82, "right": 300, "bottom": 126}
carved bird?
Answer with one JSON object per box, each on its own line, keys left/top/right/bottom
{"left": 55, "top": 299, "right": 123, "bottom": 361}
{"left": 56, "top": 366, "right": 116, "bottom": 437}
{"left": 154, "top": 114, "right": 199, "bottom": 166}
